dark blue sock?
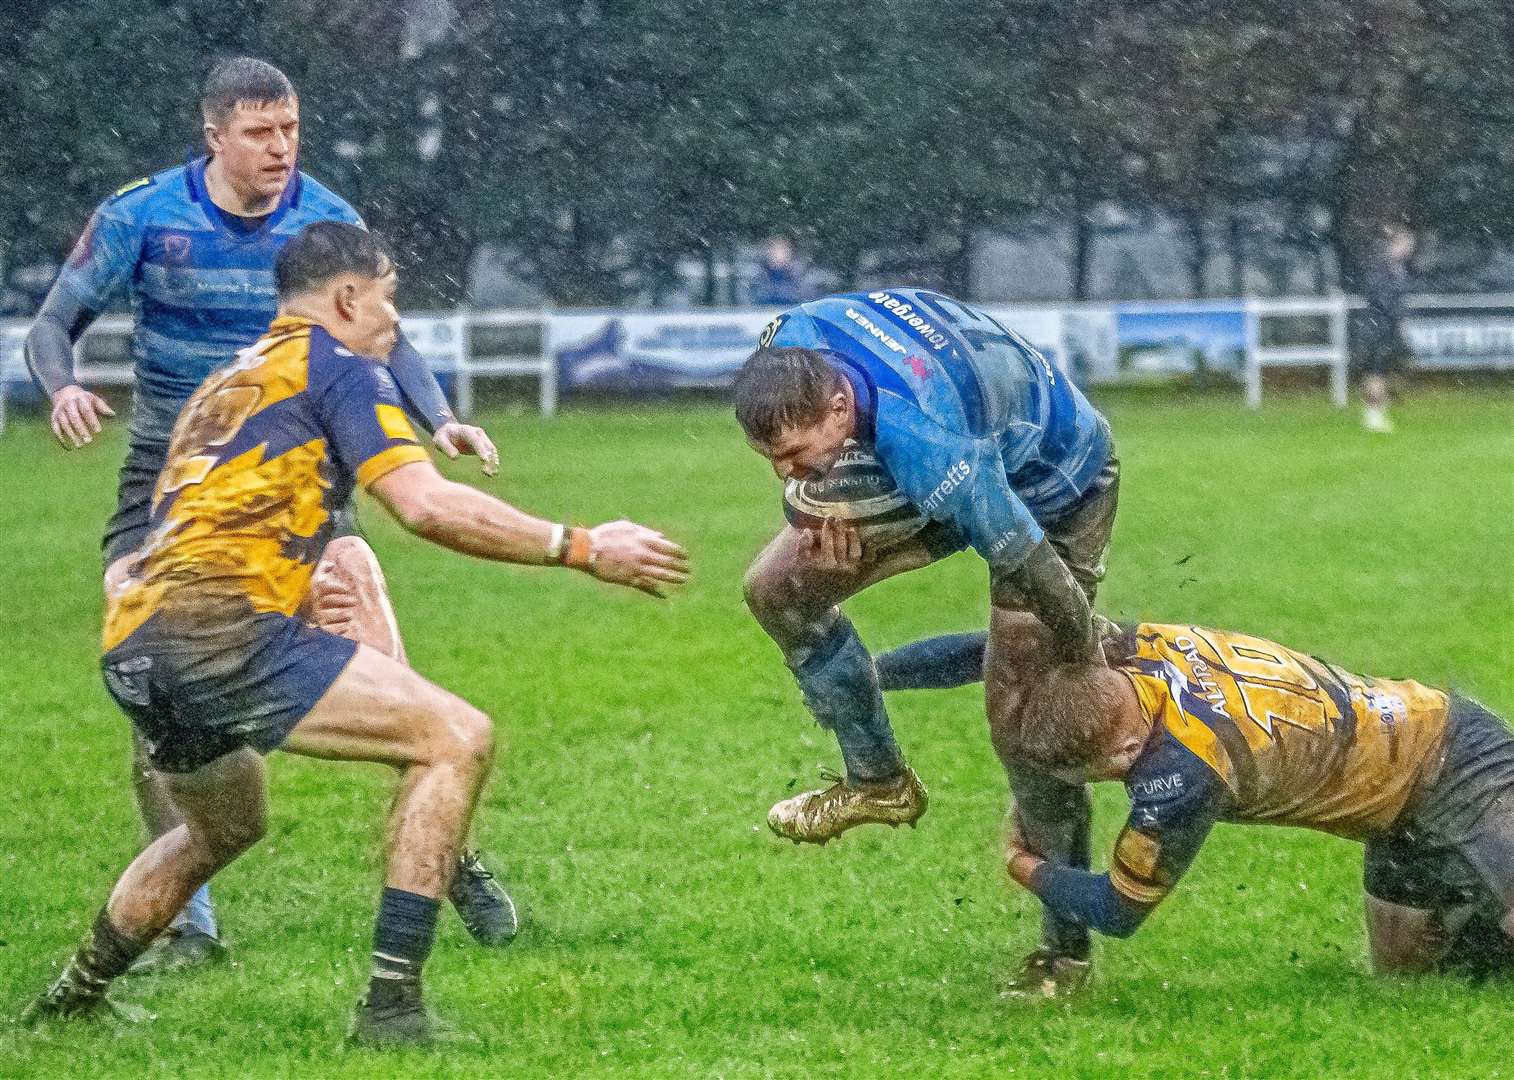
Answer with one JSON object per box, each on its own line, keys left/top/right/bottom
{"left": 875, "top": 631, "right": 989, "bottom": 691}
{"left": 370, "top": 887, "right": 439, "bottom": 1001}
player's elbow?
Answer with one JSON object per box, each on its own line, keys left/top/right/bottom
{"left": 393, "top": 495, "right": 445, "bottom": 538}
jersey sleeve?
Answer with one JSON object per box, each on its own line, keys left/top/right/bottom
{"left": 52, "top": 200, "right": 143, "bottom": 313}
{"left": 319, "top": 359, "right": 432, "bottom": 488}
{"left": 1023, "top": 735, "right": 1228, "bottom": 939}
{"left": 874, "top": 402, "right": 1044, "bottom": 567}
{"left": 1107, "top": 735, "right": 1229, "bottom": 907}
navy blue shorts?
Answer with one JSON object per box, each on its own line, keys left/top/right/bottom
{"left": 102, "top": 607, "right": 358, "bottom": 774}
{"left": 102, "top": 442, "right": 168, "bottom": 568}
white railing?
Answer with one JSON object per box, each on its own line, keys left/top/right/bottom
{"left": 0, "top": 310, "right": 555, "bottom": 435}
{"left": 1243, "top": 295, "right": 1350, "bottom": 409}
{"left": 4, "top": 293, "right": 1512, "bottom": 434}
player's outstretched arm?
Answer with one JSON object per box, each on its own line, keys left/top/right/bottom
{"left": 387, "top": 333, "right": 501, "bottom": 477}
{"left": 25, "top": 284, "right": 114, "bottom": 449}
{"left": 368, "top": 459, "right": 689, "bottom": 597}
{"left": 991, "top": 539, "right": 1097, "bottom": 664}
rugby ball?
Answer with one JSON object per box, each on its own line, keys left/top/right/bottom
{"left": 783, "top": 441, "right": 928, "bottom": 551}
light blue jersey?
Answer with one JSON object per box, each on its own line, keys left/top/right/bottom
{"left": 765, "top": 288, "right": 1112, "bottom": 568}
{"left": 55, "top": 157, "right": 361, "bottom": 444}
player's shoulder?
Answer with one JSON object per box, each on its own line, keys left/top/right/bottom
{"left": 97, "top": 162, "right": 194, "bottom": 220}
{"left": 306, "top": 325, "right": 399, "bottom": 399}
{"left": 289, "top": 171, "right": 362, "bottom": 226}
{"left": 1125, "top": 724, "right": 1229, "bottom": 823}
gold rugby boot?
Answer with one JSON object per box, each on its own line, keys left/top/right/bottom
{"left": 767, "top": 766, "right": 927, "bottom": 844}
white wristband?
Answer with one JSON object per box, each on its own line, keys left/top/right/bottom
{"left": 546, "top": 522, "right": 567, "bottom": 562}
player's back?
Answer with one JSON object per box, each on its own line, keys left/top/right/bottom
{"left": 58, "top": 159, "right": 359, "bottom": 444}
{"left": 102, "top": 317, "right": 425, "bottom": 653}
{"left": 767, "top": 288, "right": 1109, "bottom": 519}
{"left": 1119, "top": 623, "right": 1451, "bottom": 838}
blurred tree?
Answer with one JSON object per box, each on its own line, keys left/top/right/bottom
{"left": 4, "top": 0, "right": 1513, "bottom": 306}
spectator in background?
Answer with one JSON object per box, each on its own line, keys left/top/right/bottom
{"left": 1357, "top": 222, "right": 1417, "bottom": 434}
{"left": 749, "top": 237, "right": 818, "bottom": 307}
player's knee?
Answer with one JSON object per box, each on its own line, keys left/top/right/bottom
{"left": 198, "top": 806, "right": 266, "bottom": 864}
{"left": 431, "top": 703, "right": 496, "bottom": 776}
{"left": 742, "top": 558, "right": 779, "bottom": 616}
{"left": 458, "top": 706, "right": 497, "bottom": 774}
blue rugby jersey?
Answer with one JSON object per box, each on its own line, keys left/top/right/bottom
{"left": 764, "top": 288, "right": 1112, "bottom": 568}
{"left": 54, "top": 158, "right": 361, "bottom": 445}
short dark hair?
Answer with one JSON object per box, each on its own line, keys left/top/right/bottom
{"left": 732, "top": 347, "right": 845, "bottom": 444}
{"left": 275, "top": 222, "right": 392, "bottom": 300}
{"left": 201, "top": 57, "right": 296, "bottom": 125}
{"left": 1003, "top": 663, "right": 1128, "bottom": 769}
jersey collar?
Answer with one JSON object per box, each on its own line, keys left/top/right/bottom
{"left": 822, "top": 350, "right": 878, "bottom": 445}
{"left": 186, "top": 155, "right": 303, "bottom": 237}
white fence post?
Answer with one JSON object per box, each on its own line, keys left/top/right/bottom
{"left": 453, "top": 311, "right": 475, "bottom": 421}
{"left": 1244, "top": 299, "right": 1263, "bottom": 409}
{"left": 539, "top": 306, "right": 558, "bottom": 417}
{"left": 1329, "top": 297, "right": 1350, "bottom": 407}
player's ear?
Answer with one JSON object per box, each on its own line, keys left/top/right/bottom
{"left": 828, "top": 387, "right": 850, "bottom": 425}
{"left": 333, "top": 280, "right": 358, "bottom": 322}
{"left": 203, "top": 119, "right": 222, "bottom": 154}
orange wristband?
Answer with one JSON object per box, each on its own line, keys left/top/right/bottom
{"left": 562, "top": 527, "right": 594, "bottom": 570}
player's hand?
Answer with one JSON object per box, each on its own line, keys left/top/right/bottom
{"left": 1003, "top": 816, "right": 1043, "bottom": 889}
{"left": 307, "top": 565, "right": 362, "bottom": 641}
{"left": 584, "top": 520, "right": 690, "bottom": 598}
{"left": 433, "top": 421, "right": 500, "bottom": 477}
{"left": 49, "top": 384, "right": 115, "bottom": 449}
{"left": 806, "top": 517, "right": 863, "bottom": 574}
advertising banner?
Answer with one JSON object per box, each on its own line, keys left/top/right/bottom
{"left": 399, "top": 314, "right": 468, "bottom": 373}
{"left": 1403, "top": 305, "right": 1514, "bottom": 369}
{"left": 1115, "top": 303, "right": 1246, "bottom": 378}
{"left": 548, "top": 310, "right": 779, "bottom": 391}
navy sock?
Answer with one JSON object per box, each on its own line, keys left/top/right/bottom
{"left": 875, "top": 631, "right": 989, "bottom": 691}
{"left": 369, "top": 887, "right": 439, "bottom": 1004}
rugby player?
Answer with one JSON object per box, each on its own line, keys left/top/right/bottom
{"left": 995, "top": 622, "right": 1514, "bottom": 977}
{"left": 20, "top": 222, "right": 690, "bottom": 1044}
{"left": 24, "top": 57, "right": 513, "bottom": 969}
{"left": 734, "top": 288, "right": 1119, "bottom": 996}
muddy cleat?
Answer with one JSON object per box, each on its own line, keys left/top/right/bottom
{"left": 126, "top": 926, "right": 228, "bottom": 976}
{"left": 348, "top": 987, "right": 434, "bottom": 1047}
{"left": 767, "top": 766, "right": 928, "bottom": 844}
{"left": 998, "top": 947, "right": 1093, "bottom": 1000}
{"left": 19, "top": 970, "right": 151, "bottom": 1027}
{"left": 449, "top": 850, "right": 519, "bottom": 947}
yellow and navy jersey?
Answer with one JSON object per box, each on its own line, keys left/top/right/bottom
{"left": 1105, "top": 623, "right": 1450, "bottom": 907}
{"left": 103, "top": 316, "right": 429, "bottom": 652}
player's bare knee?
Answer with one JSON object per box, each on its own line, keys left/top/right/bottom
{"left": 217, "top": 809, "right": 267, "bottom": 859}
{"left": 416, "top": 697, "right": 495, "bottom": 775}
{"left": 454, "top": 705, "right": 496, "bottom": 775}
{"left": 742, "top": 557, "right": 780, "bottom": 616}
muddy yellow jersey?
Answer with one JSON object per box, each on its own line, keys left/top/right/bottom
{"left": 103, "top": 316, "right": 429, "bottom": 652}
{"left": 1105, "top": 623, "right": 1450, "bottom": 906}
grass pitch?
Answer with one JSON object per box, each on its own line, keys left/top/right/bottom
{"left": 0, "top": 388, "right": 1510, "bottom": 1078}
